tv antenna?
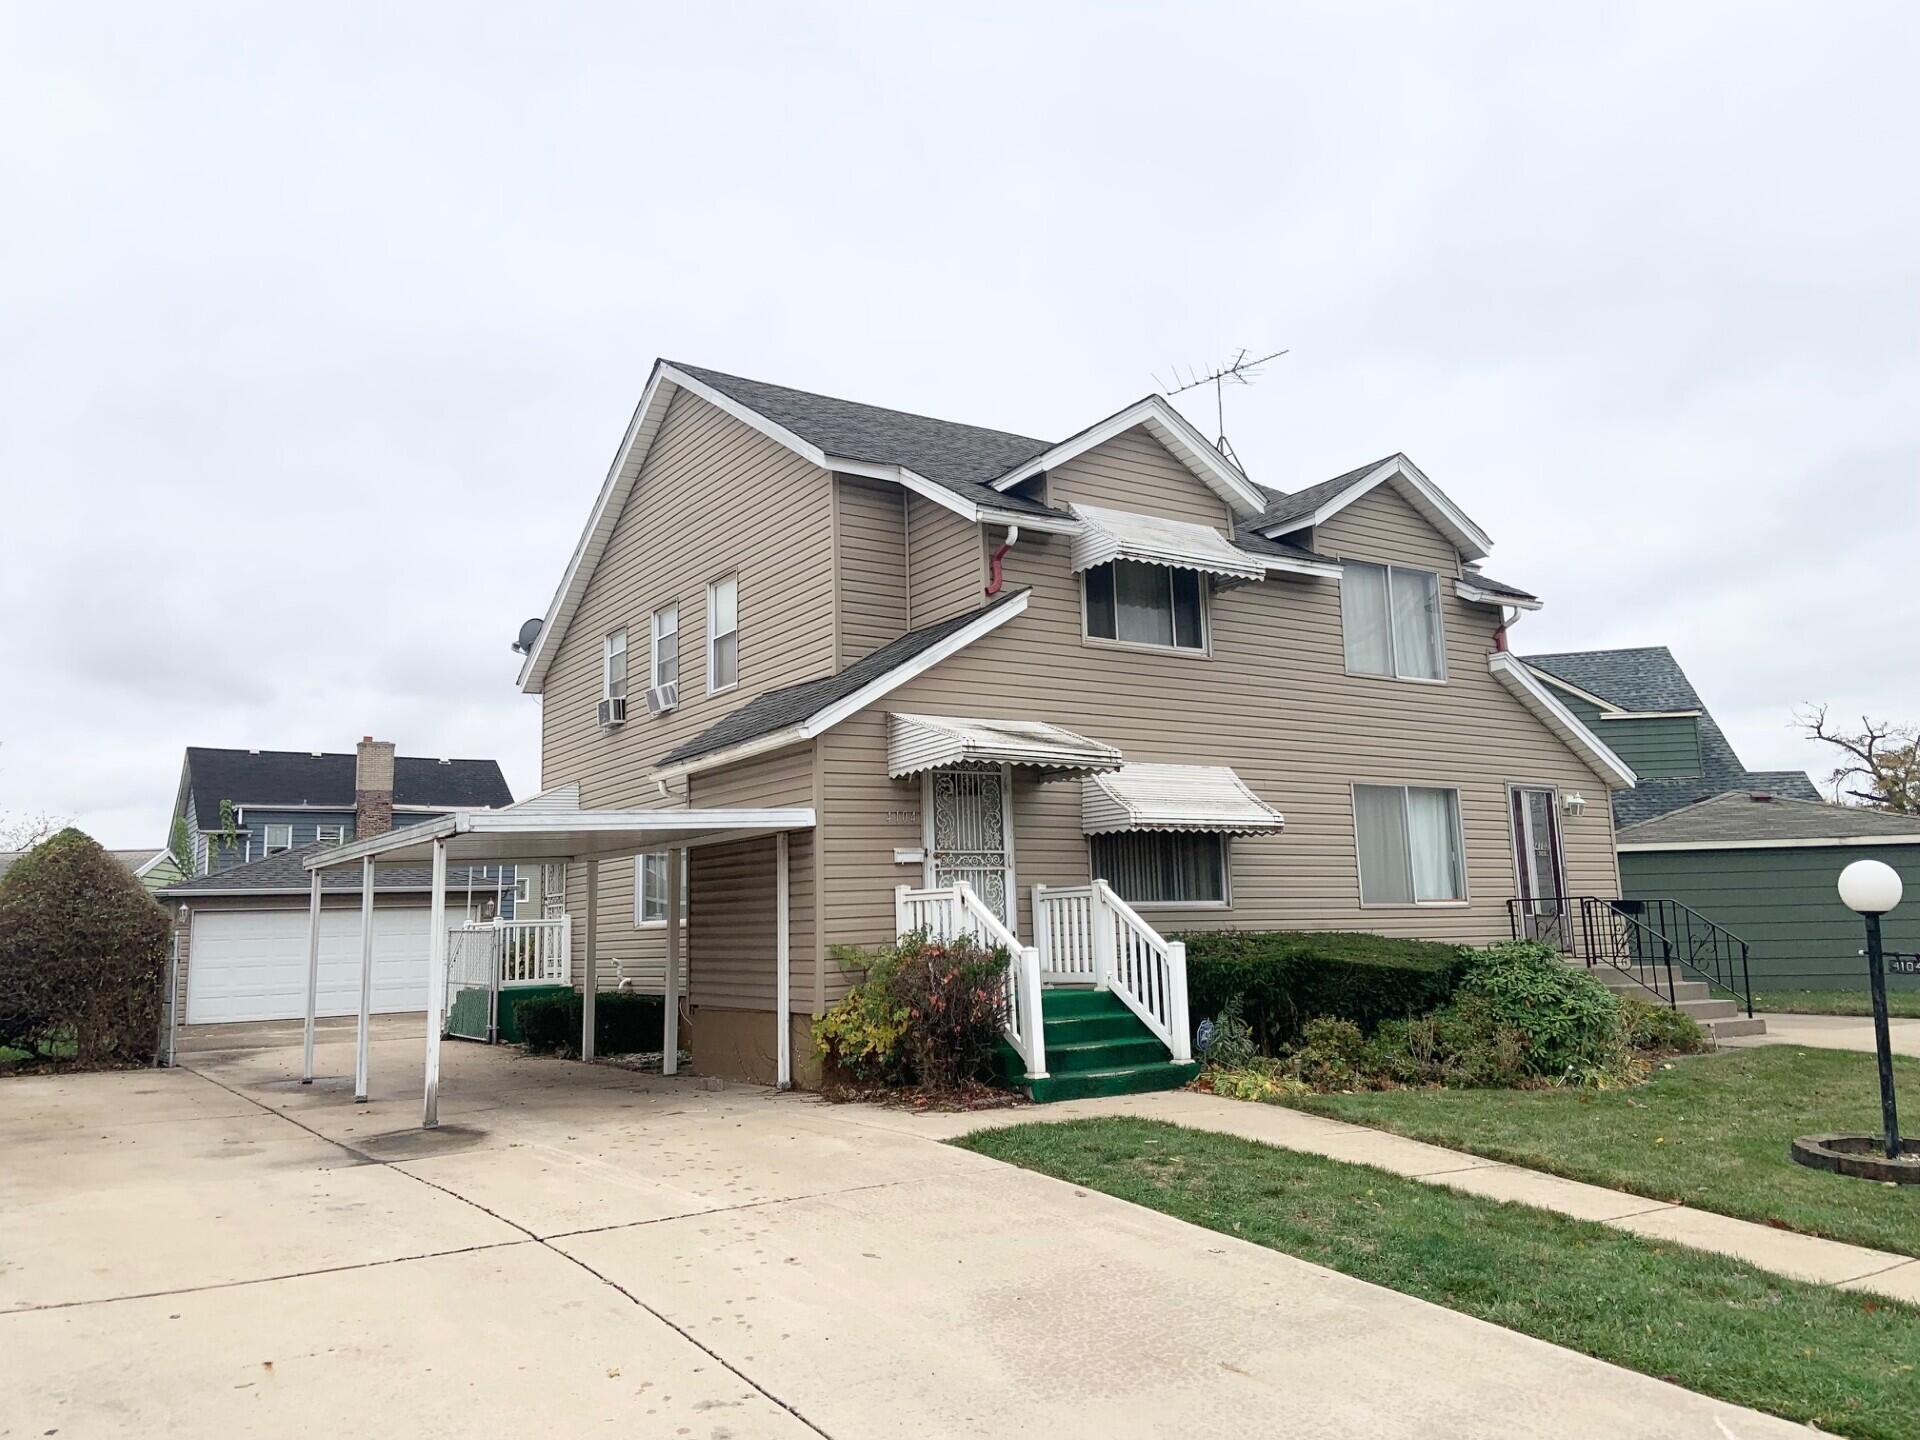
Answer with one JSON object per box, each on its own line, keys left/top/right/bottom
{"left": 1153, "top": 347, "right": 1288, "bottom": 468}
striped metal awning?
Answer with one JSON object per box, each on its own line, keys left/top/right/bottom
{"left": 887, "top": 713, "right": 1123, "bottom": 780}
{"left": 1069, "top": 503, "right": 1269, "bottom": 581}
{"left": 1082, "top": 763, "right": 1285, "bottom": 834}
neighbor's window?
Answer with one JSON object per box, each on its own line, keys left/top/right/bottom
{"left": 513, "top": 875, "right": 531, "bottom": 905}
{"left": 1354, "top": 784, "right": 1465, "bottom": 904}
{"left": 314, "top": 823, "right": 345, "bottom": 845}
{"left": 634, "top": 851, "right": 689, "bottom": 925}
{"left": 707, "top": 574, "right": 738, "bottom": 692}
{"left": 1090, "top": 831, "right": 1227, "bottom": 905}
{"left": 650, "top": 604, "right": 679, "bottom": 695}
{"left": 1083, "top": 560, "right": 1205, "bottom": 651}
{"left": 263, "top": 823, "right": 294, "bottom": 855}
{"left": 603, "top": 628, "right": 629, "bottom": 700}
{"left": 1342, "top": 561, "right": 1444, "bottom": 680}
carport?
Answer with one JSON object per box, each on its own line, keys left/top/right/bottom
{"left": 299, "top": 805, "right": 816, "bottom": 1126}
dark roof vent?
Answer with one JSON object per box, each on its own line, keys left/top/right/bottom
{"left": 1750, "top": 792, "right": 1774, "bottom": 803}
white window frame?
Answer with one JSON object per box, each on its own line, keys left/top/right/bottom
{"left": 513, "top": 875, "right": 532, "bottom": 905}
{"left": 1079, "top": 559, "right": 1210, "bottom": 658}
{"left": 1350, "top": 782, "right": 1468, "bottom": 908}
{"left": 263, "top": 823, "right": 294, "bottom": 855}
{"left": 1085, "top": 831, "right": 1232, "bottom": 910}
{"left": 706, "top": 574, "right": 738, "bottom": 694}
{"left": 1341, "top": 561, "right": 1448, "bottom": 683}
{"left": 603, "top": 627, "right": 629, "bottom": 701}
{"left": 650, "top": 604, "right": 680, "bottom": 702}
{"left": 314, "top": 823, "right": 345, "bottom": 845}
{"left": 633, "top": 850, "right": 689, "bottom": 927}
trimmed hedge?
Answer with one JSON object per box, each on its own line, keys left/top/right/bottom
{"left": 513, "top": 991, "right": 665, "bottom": 1058}
{"left": 1179, "top": 930, "right": 1471, "bottom": 1051}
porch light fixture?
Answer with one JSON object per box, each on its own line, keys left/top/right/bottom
{"left": 1561, "top": 792, "right": 1587, "bottom": 818}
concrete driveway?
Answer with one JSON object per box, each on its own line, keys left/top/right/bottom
{"left": 1, "top": 1027, "right": 1810, "bottom": 1438}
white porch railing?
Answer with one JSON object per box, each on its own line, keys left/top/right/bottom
{"left": 449, "top": 915, "right": 571, "bottom": 989}
{"left": 1033, "top": 879, "right": 1192, "bottom": 1063}
{"left": 896, "top": 883, "right": 1048, "bottom": 1081}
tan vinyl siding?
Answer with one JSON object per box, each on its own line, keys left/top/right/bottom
{"left": 538, "top": 386, "right": 839, "bottom": 992}
{"left": 906, "top": 495, "right": 983, "bottom": 625}
{"left": 1313, "top": 482, "right": 1461, "bottom": 575}
{"left": 1045, "top": 429, "right": 1235, "bottom": 528}
{"left": 818, "top": 477, "right": 1619, "bottom": 953}
{"left": 834, "top": 475, "right": 908, "bottom": 665}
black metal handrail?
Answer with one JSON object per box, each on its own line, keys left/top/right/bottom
{"left": 1506, "top": 895, "right": 1754, "bottom": 1016}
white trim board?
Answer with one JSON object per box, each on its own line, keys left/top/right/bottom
{"left": 1488, "top": 652, "right": 1637, "bottom": 789}
{"left": 1261, "top": 455, "right": 1493, "bottom": 562}
{"left": 1455, "top": 579, "right": 1542, "bottom": 612}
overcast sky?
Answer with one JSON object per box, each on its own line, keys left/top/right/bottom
{"left": 4, "top": 2, "right": 1916, "bottom": 846}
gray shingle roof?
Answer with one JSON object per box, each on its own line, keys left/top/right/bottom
{"left": 1248, "top": 455, "right": 1399, "bottom": 532}
{"left": 1227, "top": 528, "right": 1341, "bottom": 566}
{"left": 161, "top": 837, "right": 508, "bottom": 897}
{"left": 1459, "top": 571, "right": 1539, "bottom": 602}
{"left": 658, "top": 590, "right": 1028, "bottom": 769}
{"left": 182, "top": 748, "right": 513, "bottom": 830}
{"left": 1520, "top": 646, "right": 1821, "bottom": 825}
{"left": 669, "top": 363, "right": 1066, "bottom": 520}
{"left": 1618, "top": 792, "right": 1920, "bottom": 846}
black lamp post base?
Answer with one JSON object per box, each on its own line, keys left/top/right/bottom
{"left": 1791, "top": 1133, "right": 1920, "bottom": 1184}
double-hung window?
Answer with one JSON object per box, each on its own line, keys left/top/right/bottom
{"left": 634, "top": 851, "right": 690, "bottom": 925}
{"left": 603, "top": 628, "right": 629, "bottom": 701}
{"left": 315, "top": 823, "right": 345, "bottom": 845}
{"left": 650, "top": 605, "right": 679, "bottom": 701}
{"left": 1083, "top": 560, "right": 1205, "bottom": 652}
{"left": 1353, "top": 784, "right": 1466, "bottom": 904}
{"left": 1342, "top": 562, "right": 1445, "bottom": 680}
{"left": 1090, "top": 832, "right": 1228, "bottom": 906}
{"left": 707, "top": 574, "right": 738, "bottom": 692}
{"left": 263, "top": 823, "right": 294, "bottom": 855}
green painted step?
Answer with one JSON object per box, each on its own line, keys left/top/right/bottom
{"left": 1046, "top": 1036, "right": 1169, "bottom": 1071}
{"left": 999, "top": 987, "right": 1198, "bottom": 1103}
{"left": 1028, "top": 1061, "right": 1201, "bottom": 1104}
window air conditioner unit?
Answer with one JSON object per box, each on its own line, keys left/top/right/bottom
{"left": 645, "top": 681, "right": 679, "bottom": 716}
{"left": 596, "top": 696, "right": 628, "bottom": 728}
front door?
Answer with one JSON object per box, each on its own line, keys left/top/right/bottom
{"left": 926, "top": 765, "right": 1014, "bottom": 928}
{"left": 1511, "top": 786, "right": 1568, "bottom": 945}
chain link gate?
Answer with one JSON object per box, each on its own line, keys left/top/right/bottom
{"left": 443, "top": 924, "right": 499, "bottom": 1042}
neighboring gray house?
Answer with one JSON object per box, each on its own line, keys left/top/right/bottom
{"left": 511, "top": 360, "right": 1637, "bottom": 1089}
{"left": 1520, "top": 647, "right": 1820, "bottom": 827}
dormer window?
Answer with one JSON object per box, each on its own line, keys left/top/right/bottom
{"left": 1082, "top": 560, "right": 1206, "bottom": 653}
{"left": 1342, "top": 561, "right": 1445, "bottom": 681}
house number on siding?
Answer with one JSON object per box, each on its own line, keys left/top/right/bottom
{"left": 884, "top": 808, "right": 921, "bottom": 826}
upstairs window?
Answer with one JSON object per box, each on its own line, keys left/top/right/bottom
{"left": 1083, "top": 560, "right": 1205, "bottom": 652}
{"left": 1342, "top": 561, "right": 1444, "bottom": 680}
{"left": 263, "top": 823, "right": 294, "bottom": 855}
{"left": 650, "top": 605, "right": 679, "bottom": 696}
{"left": 315, "top": 823, "right": 346, "bottom": 845}
{"left": 1354, "top": 784, "right": 1465, "bottom": 904}
{"left": 603, "top": 628, "right": 628, "bottom": 700}
{"left": 707, "top": 574, "right": 738, "bottom": 692}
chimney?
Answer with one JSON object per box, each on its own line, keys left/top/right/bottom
{"left": 355, "top": 737, "right": 396, "bottom": 839}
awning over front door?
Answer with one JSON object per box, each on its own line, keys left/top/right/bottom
{"left": 887, "top": 713, "right": 1124, "bottom": 780}
{"left": 1082, "top": 763, "right": 1286, "bottom": 834}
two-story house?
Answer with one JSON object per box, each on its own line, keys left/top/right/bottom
{"left": 513, "top": 361, "right": 1636, "bottom": 1086}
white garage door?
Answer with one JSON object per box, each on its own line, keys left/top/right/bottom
{"left": 186, "top": 907, "right": 434, "bottom": 1024}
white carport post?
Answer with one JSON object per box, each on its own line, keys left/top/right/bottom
{"left": 353, "top": 855, "right": 375, "bottom": 1102}
{"left": 300, "top": 868, "right": 322, "bottom": 1084}
{"left": 663, "top": 847, "right": 682, "bottom": 1075}
{"left": 422, "top": 838, "right": 448, "bottom": 1128}
{"left": 582, "top": 856, "right": 599, "bottom": 1061}
{"left": 775, "top": 831, "right": 791, "bottom": 1091}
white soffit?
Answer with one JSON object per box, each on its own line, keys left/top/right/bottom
{"left": 1488, "top": 653, "right": 1638, "bottom": 789}
{"left": 1082, "top": 764, "right": 1286, "bottom": 835}
{"left": 887, "top": 714, "right": 1124, "bottom": 780}
{"left": 1069, "top": 504, "right": 1268, "bottom": 581}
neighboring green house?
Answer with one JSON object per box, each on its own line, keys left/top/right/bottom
{"left": 1615, "top": 794, "right": 1920, "bottom": 991}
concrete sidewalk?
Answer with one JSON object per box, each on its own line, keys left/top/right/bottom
{"left": 1727, "top": 1011, "right": 1920, "bottom": 1058}
{"left": 846, "top": 1088, "right": 1920, "bottom": 1305}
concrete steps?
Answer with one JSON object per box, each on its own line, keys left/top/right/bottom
{"left": 1563, "top": 960, "right": 1765, "bottom": 1041}
{"left": 1003, "top": 989, "right": 1198, "bottom": 1103}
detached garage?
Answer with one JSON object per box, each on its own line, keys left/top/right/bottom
{"left": 163, "top": 846, "right": 508, "bottom": 1026}
{"left": 1617, "top": 793, "right": 1920, "bottom": 992}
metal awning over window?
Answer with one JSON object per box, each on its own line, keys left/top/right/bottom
{"left": 887, "top": 713, "right": 1124, "bottom": 780}
{"left": 1069, "top": 503, "right": 1268, "bottom": 582}
{"left": 1082, "top": 764, "right": 1286, "bottom": 834}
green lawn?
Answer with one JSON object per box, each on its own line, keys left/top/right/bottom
{"left": 1288, "top": 1047, "right": 1919, "bottom": 1256}
{"left": 960, "top": 1118, "right": 1919, "bottom": 1440}
{"left": 1754, "top": 989, "right": 1920, "bottom": 1019}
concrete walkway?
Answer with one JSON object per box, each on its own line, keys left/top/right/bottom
{"left": 1728, "top": 1011, "right": 1920, "bottom": 1058}
{"left": 845, "top": 1089, "right": 1920, "bottom": 1305}
{"left": 1, "top": 1035, "right": 1814, "bottom": 1438}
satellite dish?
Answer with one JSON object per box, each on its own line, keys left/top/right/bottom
{"left": 511, "top": 617, "right": 543, "bottom": 655}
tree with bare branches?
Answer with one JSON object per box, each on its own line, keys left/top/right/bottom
{"left": 1796, "top": 705, "right": 1920, "bottom": 813}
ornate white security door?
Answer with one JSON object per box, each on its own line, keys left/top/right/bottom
{"left": 926, "top": 765, "right": 1014, "bottom": 929}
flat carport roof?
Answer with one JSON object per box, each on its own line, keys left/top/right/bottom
{"left": 299, "top": 806, "right": 816, "bottom": 1128}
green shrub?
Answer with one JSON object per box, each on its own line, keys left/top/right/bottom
{"left": 1620, "top": 995, "right": 1710, "bottom": 1054}
{"left": 1456, "top": 941, "right": 1625, "bottom": 1078}
{"left": 1288, "top": 1017, "right": 1369, "bottom": 1090}
{"left": 1199, "top": 994, "right": 1258, "bottom": 1070}
{"left": 814, "top": 930, "right": 1009, "bottom": 1090}
{"left": 1366, "top": 995, "right": 1532, "bottom": 1089}
{"left": 514, "top": 991, "right": 664, "bottom": 1058}
{"left": 0, "top": 829, "right": 170, "bottom": 1067}
{"left": 1180, "top": 930, "right": 1471, "bottom": 1050}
